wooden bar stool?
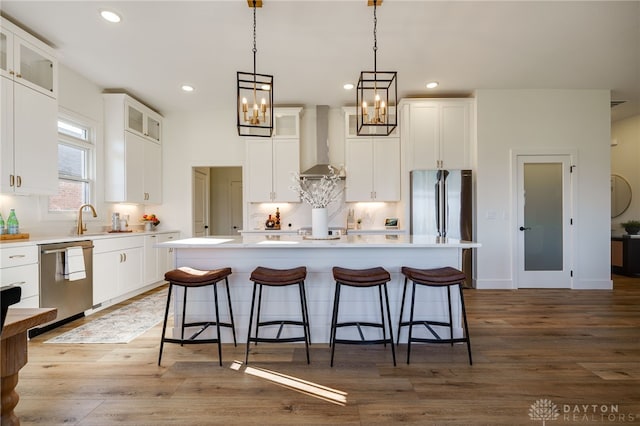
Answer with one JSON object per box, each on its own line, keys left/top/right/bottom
{"left": 398, "top": 266, "right": 472, "bottom": 365}
{"left": 330, "top": 266, "right": 396, "bottom": 367}
{"left": 158, "top": 266, "right": 236, "bottom": 366}
{"left": 245, "top": 266, "right": 310, "bottom": 364}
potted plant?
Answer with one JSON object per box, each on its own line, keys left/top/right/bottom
{"left": 621, "top": 220, "right": 640, "bottom": 235}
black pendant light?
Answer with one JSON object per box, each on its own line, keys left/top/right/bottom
{"left": 237, "top": 0, "right": 274, "bottom": 137}
{"left": 356, "top": 0, "right": 397, "bottom": 136}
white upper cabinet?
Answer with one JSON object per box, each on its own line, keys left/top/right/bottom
{"left": 401, "top": 99, "right": 474, "bottom": 170}
{"left": 245, "top": 107, "right": 301, "bottom": 203}
{"left": 246, "top": 138, "right": 300, "bottom": 203}
{"left": 0, "top": 18, "right": 57, "bottom": 196}
{"left": 104, "top": 93, "right": 163, "bottom": 204}
{"left": 1, "top": 18, "right": 57, "bottom": 98}
{"left": 345, "top": 137, "right": 400, "bottom": 202}
{"left": 125, "top": 98, "right": 162, "bottom": 143}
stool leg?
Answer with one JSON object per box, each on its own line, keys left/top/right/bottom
{"left": 255, "top": 284, "right": 264, "bottom": 346}
{"left": 383, "top": 283, "right": 396, "bottom": 366}
{"left": 213, "top": 281, "right": 223, "bottom": 366}
{"left": 180, "top": 286, "right": 188, "bottom": 346}
{"left": 245, "top": 282, "right": 258, "bottom": 364}
{"left": 407, "top": 279, "right": 417, "bottom": 364}
{"left": 447, "top": 286, "right": 453, "bottom": 346}
{"left": 459, "top": 284, "right": 473, "bottom": 365}
{"left": 378, "top": 285, "right": 386, "bottom": 347}
{"left": 158, "top": 283, "right": 173, "bottom": 366}
{"left": 224, "top": 277, "right": 237, "bottom": 346}
{"left": 298, "top": 282, "right": 310, "bottom": 364}
{"left": 300, "top": 280, "right": 311, "bottom": 345}
{"left": 330, "top": 282, "right": 341, "bottom": 367}
{"left": 397, "top": 276, "right": 408, "bottom": 345}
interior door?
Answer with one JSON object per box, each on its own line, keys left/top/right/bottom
{"left": 230, "top": 180, "right": 243, "bottom": 234}
{"left": 516, "top": 155, "right": 572, "bottom": 288}
{"left": 193, "top": 168, "right": 209, "bottom": 237}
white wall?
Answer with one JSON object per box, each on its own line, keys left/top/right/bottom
{"left": 611, "top": 114, "right": 640, "bottom": 231}
{"left": 475, "top": 89, "right": 612, "bottom": 290}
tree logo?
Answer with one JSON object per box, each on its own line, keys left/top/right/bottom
{"left": 529, "top": 399, "right": 560, "bottom": 425}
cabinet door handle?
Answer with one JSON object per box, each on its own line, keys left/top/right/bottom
{"left": 9, "top": 70, "right": 14, "bottom": 75}
{"left": 9, "top": 174, "right": 14, "bottom": 187}
{"left": 16, "top": 74, "right": 22, "bottom": 78}
{"left": 123, "top": 253, "right": 127, "bottom": 262}
{"left": 16, "top": 176, "right": 21, "bottom": 187}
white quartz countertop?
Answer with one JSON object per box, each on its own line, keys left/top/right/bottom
{"left": 0, "top": 229, "right": 180, "bottom": 248}
{"left": 156, "top": 234, "right": 480, "bottom": 249}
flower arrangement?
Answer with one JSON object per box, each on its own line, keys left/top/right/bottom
{"left": 289, "top": 166, "right": 344, "bottom": 208}
{"left": 141, "top": 214, "right": 160, "bottom": 226}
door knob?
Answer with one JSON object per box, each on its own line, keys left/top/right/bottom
{"left": 519, "top": 226, "right": 531, "bottom": 231}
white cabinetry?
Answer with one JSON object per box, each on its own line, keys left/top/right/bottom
{"left": 104, "top": 93, "right": 163, "bottom": 204}
{"left": 144, "top": 232, "right": 179, "bottom": 285}
{"left": 1, "top": 18, "right": 57, "bottom": 195}
{"left": 401, "top": 99, "right": 474, "bottom": 170}
{"left": 245, "top": 108, "right": 301, "bottom": 203}
{"left": 0, "top": 244, "right": 39, "bottom": 308}
{"left": 0, "top": 18, "right": 57, "bottom": 98}
{"left": 93, "top": 236, "right": 144, "bottom": 305}
{"left": 345, "top": 136, "right": 400, "bottom": 202}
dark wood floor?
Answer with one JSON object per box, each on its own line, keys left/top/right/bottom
{"left": 15, "top": 275, "right": 640, "bottom": 425}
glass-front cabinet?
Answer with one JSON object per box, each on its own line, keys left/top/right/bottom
{"left": 0, "top": 18, "right": 57, "bottom": 98}
{"left": 125, "top": 99, "right": 162, "bottom": 143}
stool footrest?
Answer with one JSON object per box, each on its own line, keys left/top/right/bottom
{"left": 162, "top": 337, "right": 221, "bottom": 345}
{"left": 248, "top": 336, "right": 307, "bottom": 344}
{"left": 334, "top": 338, "right": 392, "bottom": 345}
{"left": 408, "top": 337, "right": 470, "bottom": 344}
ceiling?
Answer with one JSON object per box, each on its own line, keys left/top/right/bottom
{"left": 2, "top": 1, "right": 639, "bottom": 121}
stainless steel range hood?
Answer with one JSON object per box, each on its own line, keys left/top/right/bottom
{"left": 299, "top": 105, "right": 343, "bottom": 179}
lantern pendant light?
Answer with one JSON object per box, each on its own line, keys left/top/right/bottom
{"left": 237, "top": 0, "right": 274, "bottom": 137}
{"left": 356, "top": 0, "right": 397, "bottom": 136}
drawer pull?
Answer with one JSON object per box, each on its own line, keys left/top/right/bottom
{"left": 9, "top": 254, "right": 26, "bottom": 259}
{"left": 7, "top": 281, "right": 27, "bottom": 286}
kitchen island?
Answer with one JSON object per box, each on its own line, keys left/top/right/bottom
{"left": 157, "top": 234, "right": 480, "bottom": 344}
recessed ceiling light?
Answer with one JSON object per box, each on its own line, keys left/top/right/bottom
{"left": 100, "top": 10, "right": 121, "bottom": 23}
{"left": 181, "top": 85, "right": 194, "bottom": 92}
{"left": 426, "top": 81, "right": 439, "bottom": 89}
{"left": 343, "top": 83, "right": 354, "bottom": 90}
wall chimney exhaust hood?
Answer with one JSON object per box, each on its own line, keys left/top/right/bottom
{"left": 299, "top": 105, "right": 344, "bottom": 179}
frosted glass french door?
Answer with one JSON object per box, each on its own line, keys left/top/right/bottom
{"left": 516, "top": 155, "right": 572, "bottom": 288}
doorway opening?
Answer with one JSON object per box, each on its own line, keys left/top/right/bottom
{"left": 192, "top": 167, "right": 243, "bottom": 236}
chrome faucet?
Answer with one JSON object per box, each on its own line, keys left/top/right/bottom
{"left": 77, "top": 204, "right": 97, "bottom": 235}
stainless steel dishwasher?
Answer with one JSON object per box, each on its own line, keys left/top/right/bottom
{"left": 32, "top": 240, "right": 94, "bottom": 336}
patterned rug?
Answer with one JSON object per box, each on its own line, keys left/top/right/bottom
{"left": 45, "top": 289, "right": 169, "bottom": 344}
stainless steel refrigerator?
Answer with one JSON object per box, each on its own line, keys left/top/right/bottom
{"left": 410, "top": 169, "right": 473, "bottom": 287}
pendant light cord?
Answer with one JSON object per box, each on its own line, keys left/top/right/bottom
{"left": 252, "top": 1, "right": 257, "bottom": 76}
{"left": 373, "top": 3, "right": 377, "bottom": 72}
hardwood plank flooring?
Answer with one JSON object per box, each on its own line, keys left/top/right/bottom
{"left": 13, "top": 276, "right": 640, "bottom": 425}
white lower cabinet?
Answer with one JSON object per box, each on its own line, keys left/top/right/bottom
{"left": 92, "top": 236, "right": 143, "bottom": 305}
{"left": 0, "top": 244, "right": 39, "bottom": 308}
{"left": 144, "top": 232, "right": 179, "bottom": 285}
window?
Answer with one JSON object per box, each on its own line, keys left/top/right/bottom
{"left": 48, "top": 115, "right": 94, "bottom": 212}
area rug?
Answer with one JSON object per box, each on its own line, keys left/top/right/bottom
{"left": 45, "top": 289, "right": 169, "bottom": 344}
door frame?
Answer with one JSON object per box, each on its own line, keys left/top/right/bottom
{"left": 510, "top": 148, "right": 577, "bottom": 289}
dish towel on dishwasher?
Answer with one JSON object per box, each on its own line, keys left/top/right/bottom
{"left": 64, "top": 246, "right": 86, "bottom": 281}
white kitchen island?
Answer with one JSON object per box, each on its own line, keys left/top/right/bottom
{"left": 157, "top": 234, "right": 480, "bottom": 344}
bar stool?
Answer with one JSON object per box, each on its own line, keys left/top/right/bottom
{"left": 245, "top": 266, "right": 310, "bottom": 364}
{"left": 398, "top": 266, "right": 472, "bottom": 365}
{"left": 330, "top": 266, "right": 396, "bottom": 367}
{"left": 158, "top": 266, "right": 236, "bottom": 366}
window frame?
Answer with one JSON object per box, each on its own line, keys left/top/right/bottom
{"left": 45, "top": 109, "right": 97, "bottom": 220}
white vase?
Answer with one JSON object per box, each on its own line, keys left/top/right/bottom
{"left": 311, "top": 207, "right": 328, "bottom": 238}
{"left": 144, "top": 222, "right": 153, "bottom": 232}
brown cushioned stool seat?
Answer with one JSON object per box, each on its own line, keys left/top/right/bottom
{"left": 158, "top": 266, "right": 236, "bottom": 366}
{"left": 245, "top": 266, "right": 310, "bottom": 364}
{"left": 330, "top": 266, "right": 396, "bottom": 367}
{"left": 398, "top": 266, "right": 472, "bottom": 365}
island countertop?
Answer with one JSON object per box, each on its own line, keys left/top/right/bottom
{"left": 156, "top": 234, "right": 480, "bottom": 249}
